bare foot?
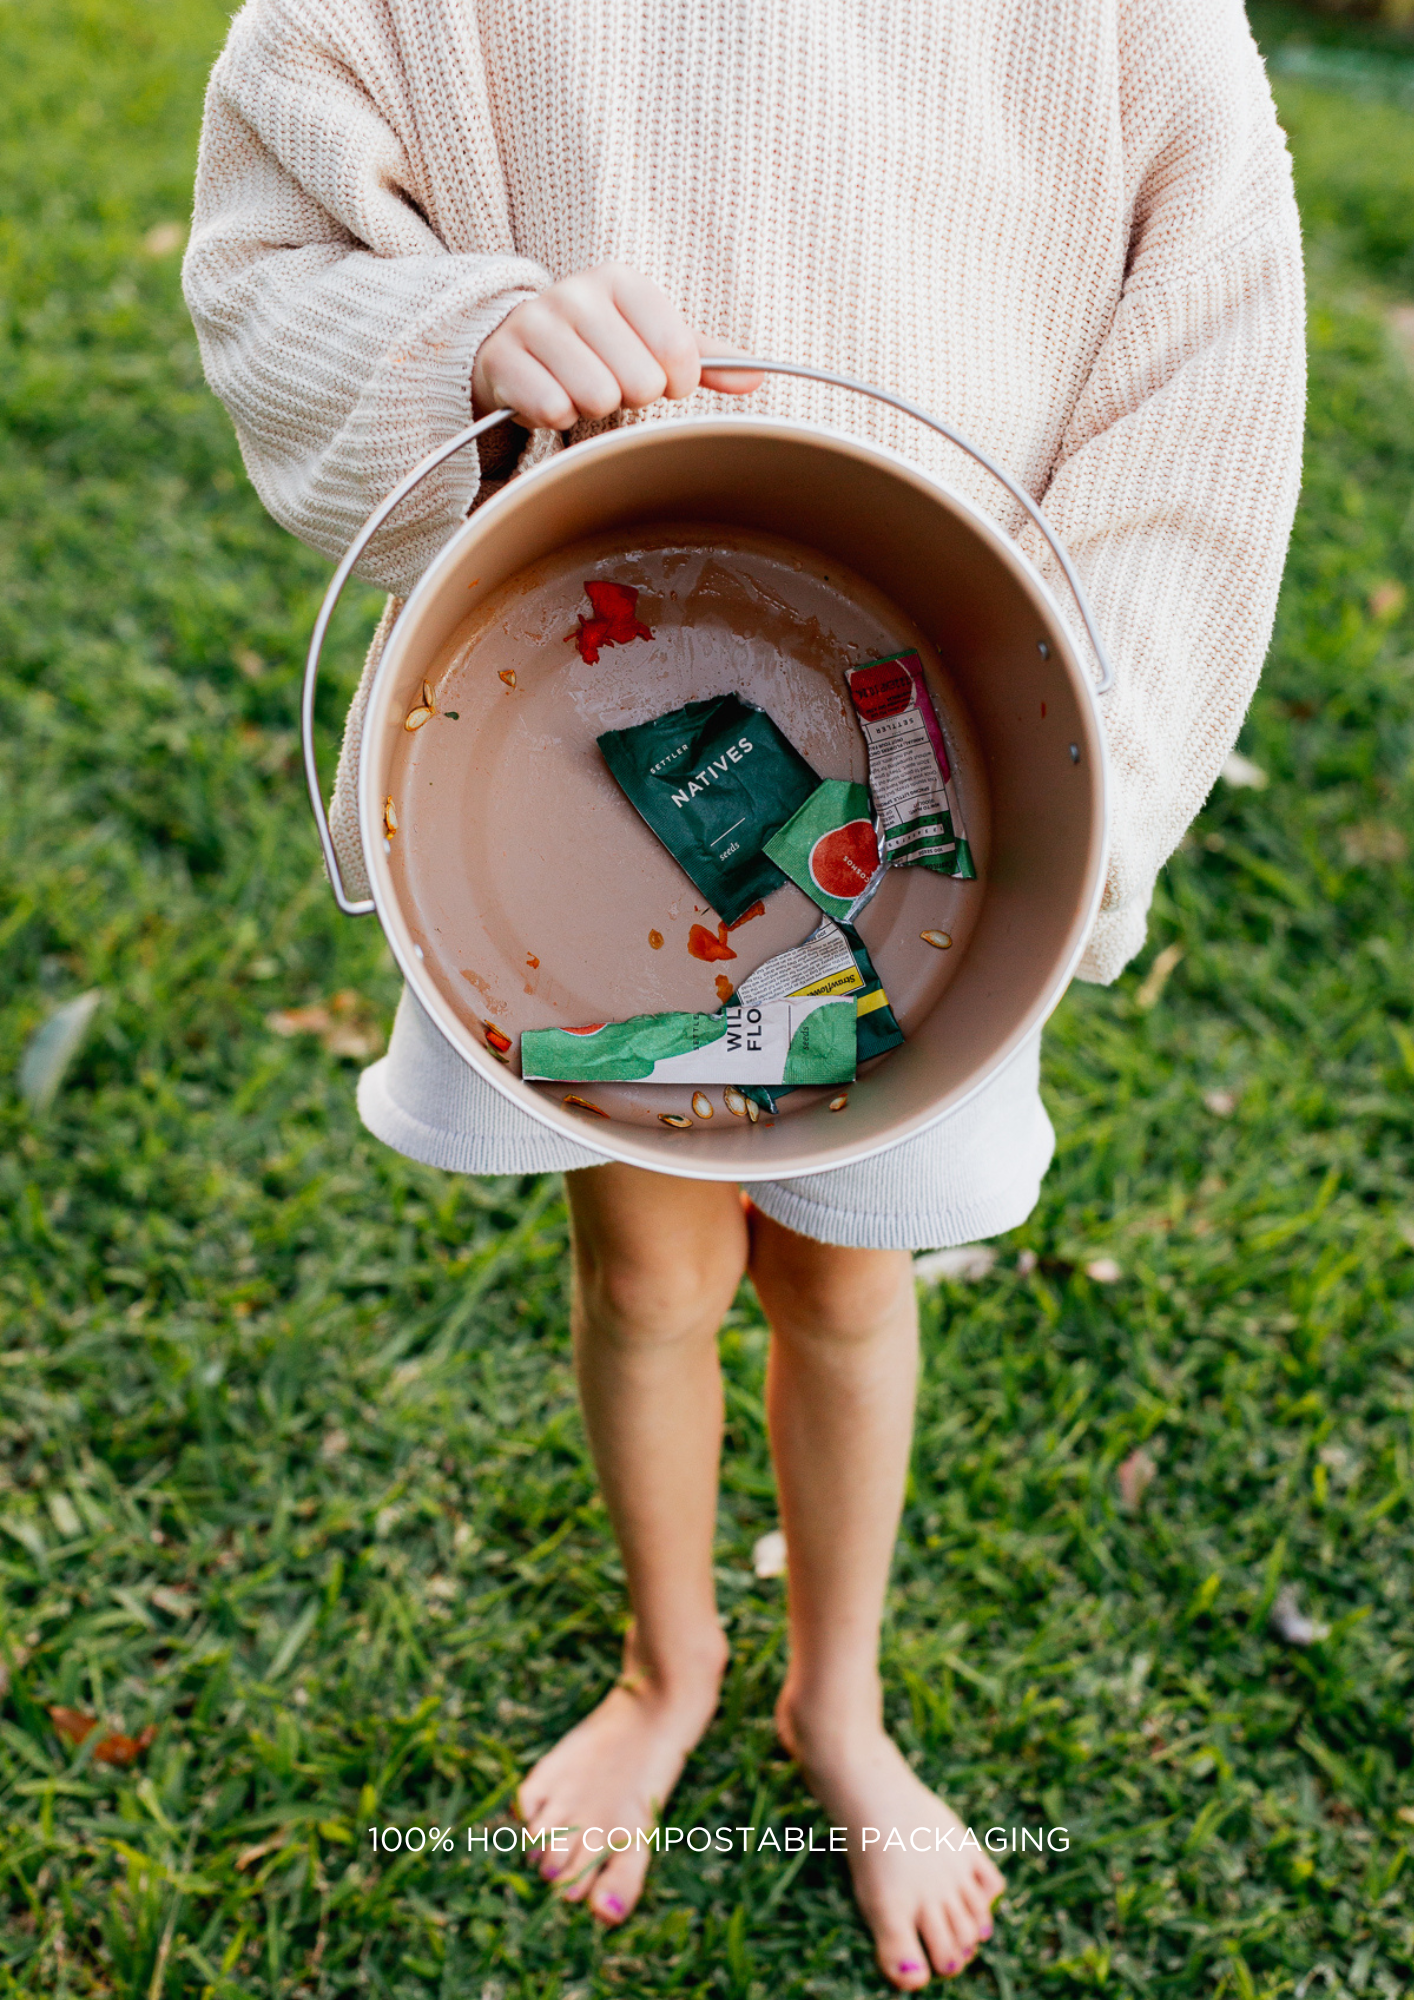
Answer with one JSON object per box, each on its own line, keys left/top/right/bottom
{"left": 777, "top": 1694, "right": 1004, "bottom": 1989}
{"left": 517, "top": 1625, "right": 728, "bottom": 1923}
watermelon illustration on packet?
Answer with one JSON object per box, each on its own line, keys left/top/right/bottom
{"left": 845, "top": 651, "right": 975, "bottom": 879}
{"left": 763, "top": 780, "right": 885, "bottom": 922}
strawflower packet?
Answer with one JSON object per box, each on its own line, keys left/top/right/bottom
{"left": 520, "top": 995, "right": 855, "bottom": 1087}
{"left": 736, "top": 916, "right": 904, "bottom": 1113}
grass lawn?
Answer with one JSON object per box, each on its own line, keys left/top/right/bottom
{"left": 3, "top": 4, "right": 1414, "bottom": 1995}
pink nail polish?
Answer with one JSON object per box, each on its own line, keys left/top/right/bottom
{"left": 604, "top": 1894, "right": 624, "bottom": 1916}
{"left": 945, "top": 1963, "right": 957, "bottom": 1975}
{"left": 980, "top": 1925, "right": 992, "bottom": 1939}
{"left": 898, "top": 1964, "right": 923, "bottom": 1975}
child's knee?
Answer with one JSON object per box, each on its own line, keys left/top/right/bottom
{"left": 753, "top": 1232, "right": 915, "bottom": 1347}
{"left": 576, "top": 1240, "right": 741, "bottom": 1349}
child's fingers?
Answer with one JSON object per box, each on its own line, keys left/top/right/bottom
{"left": 604, "top": 265, "right": 703, "bottom": 400}
{"left": 695, "top": 333, "right": 765, "bottom": 397}
{"left": 512, "top": 307, "right": 629, "bottom": 422}
{"left": 555, "top": 293, "right": 674, "bottom": 411}
{"left": 478, "top": 343, "right": 579, "bottom": 431}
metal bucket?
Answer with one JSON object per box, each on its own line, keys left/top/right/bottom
{"left": 303, "top": 362, "right": 1111, "bottom": 1180}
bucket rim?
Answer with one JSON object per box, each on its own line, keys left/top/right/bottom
{"left": 357, "top": 410, "right": 1111, "bottom": 1179}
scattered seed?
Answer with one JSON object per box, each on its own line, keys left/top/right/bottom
{"left": 404, "top": 704, "right": 433, "bottom": 731}
{"left": 649, "top": 929, "right": 664, "bottom": 950}
{"left": 920, "top": 929, "right": 952, "bottom": 949}
{"left": 484, "top": 1023, "right": 512, "bottom": 1054}
{"left": 499, "top": 669, "right": 517, "bottom": 689}
{"left": 692, "top": 1092, "right": 713, "bottom": 1120}
{"left": 828, "top": 1093, "right": 849, "bottom": 1112}
{"left": 723, "top": 1087, "right": 750, "bottom": 1119}
{"left": 745, "top": 1097, "right": 761, "bottom": 1124}
{"left": 422, "top": 680, "right": 435, "bottom": 709}
{"left": 383, "top": 797, "right": 398, "bottom": 837}
{"left": 659, "top": 1112, "right": 694, "bottom": 1130}
{"left": 564, "top": 1095, "right": 610, "bottom": 1118}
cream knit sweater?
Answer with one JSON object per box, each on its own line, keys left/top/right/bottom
{"left": 184, "top": 0, "right": 1305, "bottom": 984}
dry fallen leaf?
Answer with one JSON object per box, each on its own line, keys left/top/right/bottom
{"left": 1221, "top": 751, "right": 1268, "bottom": 790}
{"left": 1368, "top": 579, "right": 1406, "bottom": 622}
{"left": 267, "top": 993, "right": 382, "bottom": 1060}
{"left": 913, "top": 1244, "right": 997, "bottom": 1284}
{"left": 49, "top": 1707, "right": 157, "bottom": 1765}
{"left": 1085, "top": 1256, "right": 1123, "bottom": 1284}
{"left": 150, "top": 1586, "right": 195, "bottom": 1618}
{"left": 142, "top": 221, "right": 186, "bottom": 257}
{"left": 236, "top": 1829, "right": 295, "bottom": 1872}
{"left": 752, "top": 1529, "right": 787, "bottom": 1579}
{"left": 1270, "top": 1586, "right": 1330, "bottom": 1647}
{"left": 1117, "top": 1447, "right": 1157, "bottom": 1510}
{"left": 1135, "top": 942, "right": 1184, "bottom": 1012}
{"left": 1340, "top": 821, "right": 1408, "bottom": 867}
{"left": 1204, "top": 1088, "right": 1236, "bottom": 1117}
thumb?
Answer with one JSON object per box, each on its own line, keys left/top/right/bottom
{"left": 694, "top": 333, "right": 765, "bottom": 397}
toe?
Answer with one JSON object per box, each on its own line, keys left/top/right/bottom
{"left": 919, "top": 1903, "right": 966, "bottom": 1979}
{"left": 870, "top": 1911, "right": 931, "bottom": 1989}
{"left": 588, "top": 1845, "right": 650, "bottom": 1924}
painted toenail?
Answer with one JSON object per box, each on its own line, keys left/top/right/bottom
{"left": 898, "top": 1964, "right": 923, "bottom": 1975}
{"left": 944, "top": 1963, "right": 957, "bottom": 1975}
{"left": 603, "top": 1894, "right": 624, "bottom": 1915}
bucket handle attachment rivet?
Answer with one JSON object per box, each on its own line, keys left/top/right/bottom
{"left": 303, "top": 358, "right": 1114, "bottom": 916}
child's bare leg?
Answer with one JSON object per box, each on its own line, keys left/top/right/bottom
{"left": 748, "top": 1209, "right": 1004, "bottom": 1990}
{"left": 517, "top": 1164, "right": 745, "bottom": 1922}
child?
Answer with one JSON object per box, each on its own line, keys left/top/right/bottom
{"left": 184, "top": 2, "right": 1303, "bottom": 1984}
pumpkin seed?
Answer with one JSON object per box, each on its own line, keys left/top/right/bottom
{"left": 723, "top": 1087, "right": 749, "bottom": 1119}
{"left": 484, "top": 1023, "right": 512, "bottom": 1054}
{"left": 920, "top": 929, "right": 953, "bottom": 949}
{"left": 404, "top": 704, "right": 432, "bottom": 731}
{"left": 659, "top": 1112, "right": 693, "bottom": 1130}
{"left": 383, "top": 797, "right": 398, "bottom": 836}
{"left": 563, "top": 1095, "right": 610, "bottom": 1118}
{"left": 829, "top": 1093, "right": 849, "bottom": 1112}
{"left": 745, "top": 1097, "right": 760, "bottom": 1124}
{"left": 691, "top": 1092, "right": 713, "bottom": 1120}
{"left": 499, "top": 669, "right": 517, "bottom": 689}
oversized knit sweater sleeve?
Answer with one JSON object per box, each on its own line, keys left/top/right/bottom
{"left": 182, "top": 0, "right": 552, "bottom": 595}
{"left": 1027, "top": 0, "right": 1305, "bottom": 982}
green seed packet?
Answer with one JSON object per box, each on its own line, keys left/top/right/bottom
{"left": 736, "top": 916, "right": 903, "bottom": 1114}
{"left": 521, "top": 995, "right": 855, "bottom": 1086}
{"left": 761, "top": 780, "right": 883, "bottom": 921}
{"left": 597, "top": 696, "right": 819, "bottom": 925}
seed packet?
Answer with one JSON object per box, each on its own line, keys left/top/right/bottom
{"left": 762, "top": 780, "right": 884, "bottom": 921}
{"left": 845, "top": 652, "right": 975, "bottom": 879}
{"left": 736, "top": 916, "right": 904, "bottom": 1113}
{"left": 520, "top": 995, "right": 855, "bottom": 1086}
{"left": 597, "top": 695, "right": 819, "bottom": 925}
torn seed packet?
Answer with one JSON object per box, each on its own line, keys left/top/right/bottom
{"left": 597, "top": 695, "right": 819, "bottom": 925}
{"left": 845, "top": 651, "right": 975, "bottom": 879}
{"left": 736, "top": 916, "right": 904, "bottom": 1113}
{"left": 520, "top": 996, "right": 856, "bottom": 1086}
{"left": 762, "top": 779, "right": 884, "bottom": 921}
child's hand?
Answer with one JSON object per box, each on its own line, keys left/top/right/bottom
{"left": 471, "top": 262, "right": 763, "bottom": 428}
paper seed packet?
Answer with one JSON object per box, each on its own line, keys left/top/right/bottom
{"left": 762, "top": 779, "right": 885, "bottom": 922}
{"left": 736, "top": 916, "right": 904, "bottom": 1113}
{"left": 597, "top": 695, "right": 819, "bottom": 926}
{"left": 845, "top": 652, "right": 975, "bottom": 879}
{"left": 520, "top": 995, "right": 856, "bottom": 1087}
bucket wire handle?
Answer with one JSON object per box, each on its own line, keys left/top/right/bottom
{"left": 700, "top": 357, "right": 1115, "bottom": 697}
{"left": 304, "top": 363, "right": 1112, "bottom": 916}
